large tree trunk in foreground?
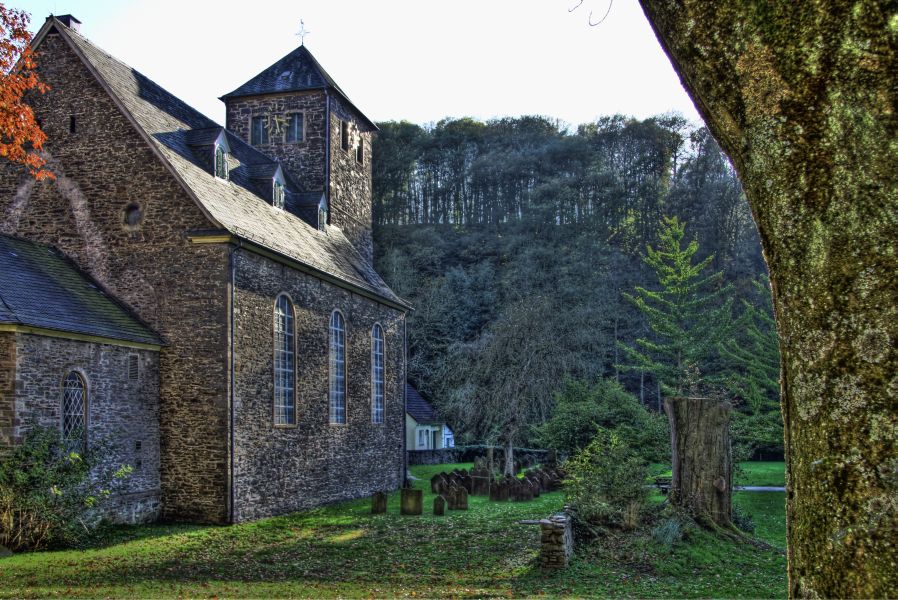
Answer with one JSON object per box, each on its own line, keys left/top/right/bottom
{"left": 664, "top": 397, "right": 732, "bottom": 527}
{"left": 639, "top": 2, "right": 897, "bottom": 597}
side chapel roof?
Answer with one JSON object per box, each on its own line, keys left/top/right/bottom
{"left": 33, "top": 17, "right": 405, "bottom": 310}
{"left": 0, "top": 234, "right": 162, "bottom": 347}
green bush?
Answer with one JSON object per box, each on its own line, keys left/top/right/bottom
{"left": 0, "top": 426, "right": 131, "bottom": 552}
{"left": 563, "top": 428, "right": 649, "bottom": 529}
{"left": 537, "top": 378, "right": 669, "bottom": 462}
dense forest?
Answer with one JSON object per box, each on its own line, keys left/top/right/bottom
{"left": 371, "top": 115, "right": 782, "bottom": 458}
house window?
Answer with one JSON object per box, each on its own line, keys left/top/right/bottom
{"left": 62, "top": 372, "right": 86, "bottom": 452}
{"left": 417, "top": 428, "right": 428, "bottom": 449}
{"left": 274, "top": 295, "right": 295, "bottom": 426}
{"left": 273, "top": 180, "right": 285, "bottom": 209}
{"left": 329, "top": 310, "right": 346, "bottom": 424}
{"left": 340, "top": 120, "right": 349, "bottom": 151}
{"left": 371, "top": 324, "right": 384, "bottom": 424}
{"left": 215, "top": 145, "right": 229, "bottom": 180}
{"left": 286, "top": 113, "right": 304, "bottom": 143}
{"left": 251, "top": 116, "right": 269, "bottom": 145}
{"left": 356, "top": 137, "right": 364, "bottom": 164}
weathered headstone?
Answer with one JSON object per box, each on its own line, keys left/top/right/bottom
{"left": 371, "top": 491, "right": 387, "bottom": 514}
{"left": 546, "top": 449, "right": 558, "bottom": 468}
{"left": 433, "top": 495, "right": 446, "bottom": 516}
{"left": 455, "top": 486, "right": 469, "bottom": 510}
{"left": 400, "top": 488, "right": 423, "bottom": 515}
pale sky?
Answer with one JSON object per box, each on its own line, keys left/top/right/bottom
{"left": 12, "top": 0, "right": 703, "bottom": 129}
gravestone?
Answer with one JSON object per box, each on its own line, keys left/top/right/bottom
{"left": 433, "top": 495, "right": 446, "bottom": 516}
{"left": 431, "top": 472, "right": 447, "bottom": 494}
{"left": 371, "top": 491, "right": 387, "bottom": 514}
{"left": 460, "top": 472, "right": 473, "bottom": 494}
{"left": 455, "top": 486, "right": 469, "bottom": 510}
{"left": 400, "top": 488, "right": 423, "bottom": 515}
{"left": 447, "top": 484, "right": 462, "bottom": 509}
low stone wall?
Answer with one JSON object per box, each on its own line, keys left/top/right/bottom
{"left": 539, "top": 513, "right": 574, "bottom": 570}
{"left": 407, "top": 449, "right": 458, "bottom": 465}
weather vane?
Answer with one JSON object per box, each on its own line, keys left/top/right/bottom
{"left": 296, "top": 20, "right": 311, "bottom": 45}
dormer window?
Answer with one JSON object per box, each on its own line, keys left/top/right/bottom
{"left": 318, "top": 198, "right": 328, "bottom": 231}
{"left": 214, "top": 144, "right": 229, "bottom": 180}
{"left": 273, "top": 180, "right": 285, "bottom": 209}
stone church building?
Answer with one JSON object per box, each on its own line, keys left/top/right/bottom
{"left": 0, "top": 15, "right": 410, "bottom": 524}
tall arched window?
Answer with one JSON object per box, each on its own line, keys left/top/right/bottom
{"left": 274, "top": 295, "right": 295, "bottom": 426}
{"left": 329, "top": 310, "right": 346, "bottom": 424}
{"left": 371, "top": 324, "right": 385, "bottom": 424}
{"left": 62, "top": 371, "right": 87, "bottom": 452}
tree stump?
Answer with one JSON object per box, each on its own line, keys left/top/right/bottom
{"left": 400, "top": 488, "right": 423, "bottom": 515}
{"left": 664, "top": 396, "right": 733, "bottom": 527}
{"left": 371, "top": 491, "right": 387, "bottom": 514}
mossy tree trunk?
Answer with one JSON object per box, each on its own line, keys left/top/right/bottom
{"left": 638, "top": 2, "right": 897, "bottom": 597}
{"left": 665, "top": 397, "right": 732, "bottom": 527}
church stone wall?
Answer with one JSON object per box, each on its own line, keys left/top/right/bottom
{"left": 225, "top": 90, "right": 328, "bottom": 194}
{"left": 8, "top": 333, "right": 161, "bottom": 523}
{"left": 329, "top": 95, "right": 375, "bottom": 264}
{"left": 0, "top": 33, "right": 231, "bottom": 523}
{"left": 0, "top": 332, "right": 15, "bottom": 450}
{"left": 231, "top": 249, "right": 405, "bottom": 521}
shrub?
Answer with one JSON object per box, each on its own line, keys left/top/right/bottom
{"left": 0, "top": 425, "right": 131, "bottom": 551}
{"left": 564, "top": 428, "right": 649, "bottom": 528}
{"left": 537, "top": 378, "right": 669, "bottom": 462}
{"left": 652, "top": 517, "right": 684, "bottom": 548}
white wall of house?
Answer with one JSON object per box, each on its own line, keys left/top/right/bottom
{"left": 405, "top": 414, "right": 445, "bottom": 450}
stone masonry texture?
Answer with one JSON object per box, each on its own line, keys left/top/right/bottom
{"left": 225, "top": 91, "right": 375, "bottom": 263}
{"left": 0, "top": 33, "right": 230, "bottom": 523}
{"left": 8, "top": 333, "right": 161, "bottom": 523}
{"left": 232, "top": 249, "right": 405, "bottom": 521}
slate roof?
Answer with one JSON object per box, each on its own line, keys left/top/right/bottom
{"left": 406, "top": 383, "right": 442, "bottom": 425}
{"left": 221, "top": 44, "right": 377, "bottom": 130}
{"left": 0, "top": 234, "right": 162, "bottom": 347}
{"left": 36, "top": 18, "right": 405, "bottom": 309}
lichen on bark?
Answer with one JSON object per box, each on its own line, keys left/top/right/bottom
{"left": 638, "top": 1, "right": 897, "bottom": 597}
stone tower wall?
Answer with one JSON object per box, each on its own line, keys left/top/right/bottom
{"left": 223, "top": 90, "right": 375, "bottom": 263}
{"left": 0, "top": 32, "right": 231, "bottom": 523}
{"left": 224, "top": 90, "right": 328, "bottom": 193}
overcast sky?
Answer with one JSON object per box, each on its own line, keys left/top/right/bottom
{"left": 13, "top": 0, "right": 703, "bottom": 129}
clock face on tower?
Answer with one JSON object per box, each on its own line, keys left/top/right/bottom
{"left": 270, "top": 115, "right": 286, "bottom": 136}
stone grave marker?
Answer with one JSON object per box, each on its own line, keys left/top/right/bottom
{"left": 371, "top": 491, "right": 387, "bottom": 514}
{"left": 433, "top": 495, "right": 446, "bottom": 516}
{"left": 400, "top": 488, "right": 423, "bottom": 515}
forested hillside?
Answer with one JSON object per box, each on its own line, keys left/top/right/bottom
{"left": 372, "top": 115, "right": 782, "bottom": 458}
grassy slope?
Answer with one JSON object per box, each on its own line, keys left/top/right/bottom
{"left": 0, "top": 463, "right": 786, "bottom": 599}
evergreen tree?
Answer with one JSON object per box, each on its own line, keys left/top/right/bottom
{"left": 721, "top": 276, "right": 783, "bottom": 457}
{"left": 619, "top": 216, "right": 732, "bottom": 396}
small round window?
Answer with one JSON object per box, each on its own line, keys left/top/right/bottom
{"left": 123, "top": 203, "right": 143, "bottom": 228}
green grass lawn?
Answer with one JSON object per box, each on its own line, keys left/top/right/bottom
{"left": 0, "top": 463, "right": 786, "bottom": 598}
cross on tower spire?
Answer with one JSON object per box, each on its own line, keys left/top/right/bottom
{"left": 296, "top": 20, "right": 311, "bottom": 45}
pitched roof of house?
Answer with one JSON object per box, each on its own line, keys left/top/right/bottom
{"left": 34, "top": 18, "right": 405, "bottom": 310}
{"left": 221, "top": 44, "right": 377, "bottom": 130}
{"left": 406, "top": 383, "right": 442, "bottom": 425}
{"left": 0, "top": 234, "right": 162, "bottom": 347}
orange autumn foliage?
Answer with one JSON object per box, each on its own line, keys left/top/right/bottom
{"left": 0, "top": 4, "right": 52, "bottom": 179}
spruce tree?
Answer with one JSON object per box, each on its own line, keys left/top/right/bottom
{"left": 619, "top": 216, "right": 732, "bottom": 396}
